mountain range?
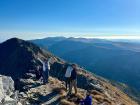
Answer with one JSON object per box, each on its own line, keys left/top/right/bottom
{"left": 31, "top": 37, "right": 140, "bottom": 102}
{"left": 0, "top": 38, "right": 138, "bottom": 105}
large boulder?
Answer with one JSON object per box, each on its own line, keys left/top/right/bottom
{"left": 0, "top": 75, "right": 19, "bottom": 105}
{"left": 0, "top": 76, "right": 5, "bottom": 103}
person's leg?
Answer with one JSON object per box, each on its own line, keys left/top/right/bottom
{"left": 69, "top": 80, "right": 73, "bottom": 95}
{"left": 47, "top": 69, "right": 49, "bottom": 82}
{"left": 40, "top": 72, "right": 43, "bottom": 83}
{"left": 73, "top": 80, "right": 77, "bottom": 94}
{"left": 42, "top": 72, "right": 47, "bottom": 84}
{"left": 68, "top": 78, "right": 71, "bottom": 91}
{"left": 65, "top": 78, "right": 68, "bottom": 91}
{"left": 45, "top": 69, "right": 49, "bottom": 83}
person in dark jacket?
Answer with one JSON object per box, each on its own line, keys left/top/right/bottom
{"left": 80, "top": 91, "right": 92, "bottom": 105}
{"left": 35, "top": 66, "right": 42, "bottom": 80}
{"left": 70, "top": 64, "right": 78, "bottom": 95}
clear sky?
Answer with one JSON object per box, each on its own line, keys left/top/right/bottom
{"left": 0, "top": 0, "right": 140, "bottom": 41}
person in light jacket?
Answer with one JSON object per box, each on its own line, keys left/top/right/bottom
{"left": 65, "top": 64, "right": 73, "bottom": 94}
{"left": 37, "top": 57, "right": 51, "bottom": 84}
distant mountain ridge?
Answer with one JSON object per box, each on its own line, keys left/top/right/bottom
{"left": 31, "top": 37, "right": 140, "bottom": 102}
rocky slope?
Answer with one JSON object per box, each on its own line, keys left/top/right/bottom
{"left": 0, "top": 75, "right": 22, "bottom": 105}
{"left": 31, "top": 37, "right": 140, "bottom": 90}
{"left": 0, "top": 38, "right": 138, "bottom": 105}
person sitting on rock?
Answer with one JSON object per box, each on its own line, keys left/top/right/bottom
{"left": 80, "top": 91, "right": 92, "bottom": 105}
{"left": 64, "top": 64, "right": 73, "bottom": 93}
{"left": 70, "top": 64, "right": 78, "bottom": 95}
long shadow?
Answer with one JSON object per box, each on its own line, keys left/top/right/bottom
{"left": 38, "top": 91, "right": 58, "bottom": 104}
{"left": 49, "top": 97, "right": 61, "bottom": 105}
{"left": 27, "top": 91, "right": 59, "bottom": 105}
{"left": 49, "top": 95, "right": 70, "bottom": 105}
{"left": 21, "top": 83, "right": 41, "bottom": 92}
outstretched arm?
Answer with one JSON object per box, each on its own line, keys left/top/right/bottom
{"left": 37, "top": 57, "right": 46, "bottom": 71}
{"left": 37, "top": 57, "right": 44, "bottom": 64}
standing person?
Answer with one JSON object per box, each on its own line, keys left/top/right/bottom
{"left": 37, "top": 57, "right": 51, "bottom": 84}
{"left": 35, "top": 66, "right": 42, "bottom": 80}
{"left": 70, "top": 64, "right": 78, "bottom": 95}
{"left": 64, "top": 64, "right": 73, "bottom": 93}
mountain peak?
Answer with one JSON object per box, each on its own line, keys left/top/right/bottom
{"left": 0, "top": 38, "right": 53, "bottom": 79}
{"left": 5, "top": 37, "right": 24, "bottom": 44}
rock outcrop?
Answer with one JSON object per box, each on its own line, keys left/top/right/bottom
{"left": 0, "top": 75, "right": 20, "bottom": 105}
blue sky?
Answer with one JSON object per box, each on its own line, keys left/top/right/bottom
{"left": 0, "top": 0, "right": 140, "bottom": 41}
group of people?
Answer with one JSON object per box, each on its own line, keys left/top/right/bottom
{"left": 35, "top": 55, "right": 92, "bottom": 105}
{"left": 65, "top": 64, "right": 92, "bottom": 105}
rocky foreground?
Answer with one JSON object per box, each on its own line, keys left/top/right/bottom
{"left": 18, "top": 68, "right": 138, "bottom": 105}
{"left": 0, "top": 75, "right": 22, "bottom": 105}
{"left": 0, "top": 71, "right": 138, "bottom": 105}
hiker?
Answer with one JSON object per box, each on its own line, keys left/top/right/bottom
{"left": 37, "top": 57, "right": 51, "bottom": 84}
{"left": 80, "top": 91, "right": 92, "bottom": 105}
{"left": 64, "top": 64, "right": 73, "bottom": 92}
{"left": 70, "top": 64, "right": 78, "bottom": 95}
{"left": 35, "top": 66, "right": 42, "bottom": 80}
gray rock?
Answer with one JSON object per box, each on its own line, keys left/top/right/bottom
{"left": 0, "top": 75, "right": 21, "bottom": 105}
{"left": 1, "top": 75, "right": 14, "bottom": 96}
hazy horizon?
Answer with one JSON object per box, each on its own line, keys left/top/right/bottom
{"left": 0, "top": 0, "right": 140, "bottom": 42}
{"left": 1, "top": 34, "right": 140, "bottom": 43}
{"left": 0, "top": 0, "right": 140, "bottom": 41}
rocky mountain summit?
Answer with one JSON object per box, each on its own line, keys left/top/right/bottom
{"left": 0, "top": 38, "right": 138, "bottom": 105}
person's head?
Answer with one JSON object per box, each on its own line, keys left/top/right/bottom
{"left": 44, "top": 60, "right": 48, "bottom": 63}
{"left": 86, "top": 90, "right": 91, "bottom": 96}
{"left": 72, "top": 63, "right": 77, "bottom": 69}
{"left": 41, "top": 57, "right": 47, "bottom": 63}
{"left": 46, "top": 57, "right": 51, "bottom": 63}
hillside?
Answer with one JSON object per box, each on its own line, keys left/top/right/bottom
{"left": 31, "top": 37, "right": 140, "bottom": 89}
{"left": 0, "top": 38, "right": 138, "bottom": 105}
{"left": 0, "top": 38, "right": 56, "bottom": 80}
{"left": 30, "top": 37, "right": 140, "bottom": 103}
